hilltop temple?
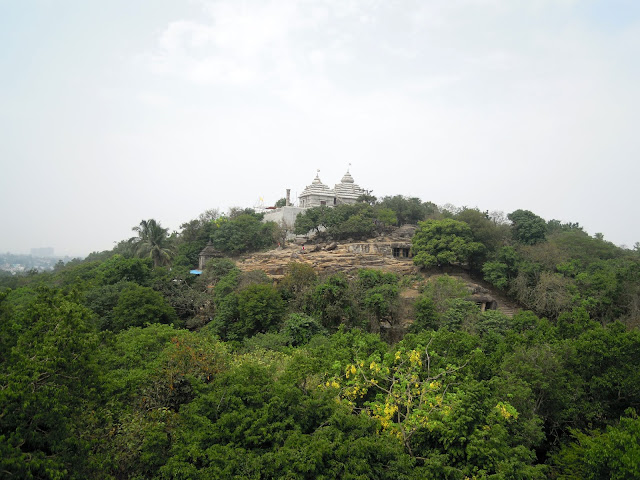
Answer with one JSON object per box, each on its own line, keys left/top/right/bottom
{"left": 298, "top": 169, "right": 367, "bottom": 208}
{"left": 263, "top": 169, "right": 368, "bottom": 228}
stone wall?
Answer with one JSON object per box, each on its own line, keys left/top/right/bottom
{"left": 262, "top": 206, "right": 306, "bottom": 226}
{"left": 262, "top": 206, "right": 307, "bottom": 240}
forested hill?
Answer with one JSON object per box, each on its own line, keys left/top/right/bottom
{"left": 1, "top": 197, "right": 639, "bottom": 479}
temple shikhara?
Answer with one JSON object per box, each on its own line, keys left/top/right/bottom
{"left": 262, "top": 168, "right": 369, "bottom": 229}
{"left": 298, "top": 169, "right": 367, "bottom": 208}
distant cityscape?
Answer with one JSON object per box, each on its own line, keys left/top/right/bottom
{"left": 30, "top": 247, "right": 55, "bottom": 257}
{"left": 0, "top": 249, "right": 78, "bottom": 275}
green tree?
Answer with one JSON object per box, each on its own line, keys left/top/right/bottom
{"left": 547, "top": 219, "right": 584, "bottom": 236}
{"left": 375, "top": 207, "right": 398, "bottom": 229}
{"left": 133, "top": 219, "right": 176, "bottom": 267}
{"left": 355, "top": 269, "right": 400, "bottom": 329}
{"left": 83, "top": 280, "right": 133, "bottom": 330}
{"left": 172, "top": 209, "right": 220, "bottom": 268}
{"left": 552, "top": 409, "right": 640, "bottom": 480}
{"left": 278, "top": 262, "right": 317, "bottom": 310}
{"left": 233, "top": 284, "right": 285, "bottom": 339}
{"left": 212, "top": 214, "right": 275, "bottom": 255}
{"left": 483, "top": 246, "right": 521, "bottom": 290}
{"left": 411, "top": 219, "right": 485, "bottom": 268}
{"left": 378, "top": 195, "right": 438, "bottom": 225}
{"left": 310, "top": 274, "right": 359, "bottom": 330}
{"left": 328, "top": 211, "right": 376, "bottom": 240}
{"left": 476, "top": 309, "right": 512, "bottom": 336}
{"left": 111, "top": 283, "right": 178, "bottom": 332}
{"left": 149, "top": 267, "right": 211, "bottom": 327}
{"left": 508, "top": 209, "right": 547, "bottom": 245}
{"left": 455, "top": 208, "right": 510, "bottom": 259}
{"left": 0, "top": 288, "right": 100, "bottom": 479}
{"left": 159, "top": 354, "right": 420, "bottom": 479}
{"left": 294, "top": 204, "right": 381, "bottom": 240}
{"left": 441, "top": 298, "right": 481, "bottom": 331}
{"left": 271, "top": 219, "right": 292, "bottom": 247}
{"left": 531, "top": 272, "right": 575, "bottom": 319}
{"left": 566, "top": 322, "right": 640, "bottom": 426}
{"left": 54, "top": 260, "right": 103, "bottom": 291}
{"left": 293, "top": 206, "right": 328, "bottom": 235}
{"left": 206, "top": 269, "right": 241, "bottom": 340}
{"left": 199, "top": 257, "right": 238, "bottom": 287}
{"left": 409, "top": 296, "right": 439, "bottom": 332}
{"left": 356, "top": 192, "right": 378, "bottom": 205}
{"left": 329, "top": 335, "right": 546, "bottom": 478}
{"left": 96, "top": 254, "right": 152, "bottom": 285}
{"left": 420, "top": 275, "right": 470, "bottom": 313}
{"left": 281, "top": 313, "right": 326, "bottom": 346}
{"left": 227, "top": 206, "right": 258, "bottom": 219}
{"left": 95, "top": 324, "right": 229, "bottom": 478}
{"left": 332, "top": 343, "right": 469, "bottom": 456}
{"left": 323, "top": 203, "right": 377, "bottom": 240}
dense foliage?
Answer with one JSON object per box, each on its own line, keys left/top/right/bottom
{"left": 411, "top": 219, "right": 485, "bottom": 268}
{"left": 1, "top": 202, "right": 639, "bottom": 479}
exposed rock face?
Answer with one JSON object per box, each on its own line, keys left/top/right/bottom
{"left": 395, "top": 224, "right": 418, "bottom": 238}
{"left": 238, "top": 242, "right": 418, "bottom": 279}
{"left": 235, "top": 227, "right": 520, "bottom": 318}
{"left": 346, "top": 242, "right": 412, "bottom": 256}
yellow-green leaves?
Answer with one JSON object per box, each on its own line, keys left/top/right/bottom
{"left": 326, "top": 343, "right": 464, "bottom": 454}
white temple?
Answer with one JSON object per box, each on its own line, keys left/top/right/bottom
{"left": 298, "top": 169, "right": 367, "bottom": 208}
{"left": 262, "top": 168, "right": 369, "bottom": 237}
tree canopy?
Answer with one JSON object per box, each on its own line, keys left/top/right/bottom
{"left": 508, "top": 209, "right": 547, "bottom": 245}
{"left": 1, "top": 197, "right": 639, "bottom": 479}
{"left": 133, "top": 219, "right": 175, "bottom": 267}
{"left": 411, "top": 218, "right": 485, "bottom": 268}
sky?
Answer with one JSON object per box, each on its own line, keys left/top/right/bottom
{"left": 1, "top": 0, "right": 639, "bottom": 257}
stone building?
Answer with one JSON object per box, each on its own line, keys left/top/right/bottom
{"left": 262, "top": 169, "right": 369, "bottom": 238}
{"left": 298, "top": 171, "right": 335, "bottom": 208}
{"left": 197, "top": 240, "right": 223, "bottom": 270}
{"left": 332, "top": 170, "right": 367, "bottom": 205}
{"left": 298, "top": 169, "right": 367, "bottom": 208}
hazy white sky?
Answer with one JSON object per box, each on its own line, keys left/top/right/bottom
{"left": 1, "top": 0, "right": 639, "bottom": 256}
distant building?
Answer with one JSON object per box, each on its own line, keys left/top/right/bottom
{"left": 30, "top": 247, "right": 54, "bottom": 257}
{"left": 298, "top": 169, "right": 367, "bottom": 208}
{"left": 197, "top": 240, "right": 223, "bottom": 270}
{"left": 263, "top": 168, "right": 369, "bottom": 238}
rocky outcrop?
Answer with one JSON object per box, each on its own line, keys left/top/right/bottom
{"left": 235, "top": 229, "right": 521, "bottom": 317}
{"left": 345, "top": 242, "right": 412, "bottom": 256}
{"left": 238, "top": 242, "right": 418, "bottom": 279}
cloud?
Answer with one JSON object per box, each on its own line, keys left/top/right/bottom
{"left": 137, "top": 91, "right": 173, "bottom": 107}
{"left": 148, "top": 0, "right": 306, "bottom": 86}
{"left": 136, "top": 0, "right": 640, "bottom": 247}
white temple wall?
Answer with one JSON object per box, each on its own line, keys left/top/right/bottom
{"left": 263, "top": 206, "right": 306, "bottom": 226}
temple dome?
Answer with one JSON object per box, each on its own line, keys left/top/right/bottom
{"left": 340, "top": 170, "right": 354, "bottom": 183}
{"left": 334, "top": 170, "right": 365, "bottom": 204}
{"left": 299, "top": 168, "right": 366, "bottom": 208}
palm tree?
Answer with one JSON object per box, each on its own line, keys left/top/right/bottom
{"left": 132, "top": 219, "right": 175, "bottom": 267}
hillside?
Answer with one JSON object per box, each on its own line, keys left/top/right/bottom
{"left": 237, "top": 236, "right": 521, "bottom": 320}
{"left": 2, "top": 204, "right": 639, "bottom": 479}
